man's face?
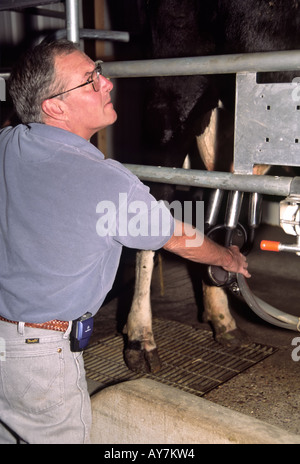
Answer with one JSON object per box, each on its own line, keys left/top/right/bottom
{"left": 53, "top": 50, "right": 117, "bottom": 139}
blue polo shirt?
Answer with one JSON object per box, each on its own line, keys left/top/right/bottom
{"left": 0, "top": 124, "right": 174, "bottom": 323}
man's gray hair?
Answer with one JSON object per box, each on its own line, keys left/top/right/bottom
{"left": 8, "top": 40, "right": 80, "bottom": 124}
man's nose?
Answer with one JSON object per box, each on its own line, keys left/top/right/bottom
{"left": 101, "top": 75, "right": 113, "bottom": 91}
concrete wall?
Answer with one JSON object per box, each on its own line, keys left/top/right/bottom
{"left": 91, "top": 379, "right": 300, "bottom": 444}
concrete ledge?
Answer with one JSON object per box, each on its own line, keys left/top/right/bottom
{"left": 91, "top": 378, "right": 300, "bottom": 444}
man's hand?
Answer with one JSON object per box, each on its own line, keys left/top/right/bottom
{"left": 222, "top": 245, "right": 251, "bottom": 278}
{"left": 163, "top": 220, "right": 251, "bottom": 278}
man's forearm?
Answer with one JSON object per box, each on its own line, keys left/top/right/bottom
{"left": 163, "top": 220, "right": 250, "bottom": 277}
{"left": 163, "top": 220, "right": 232, "bottom": 266}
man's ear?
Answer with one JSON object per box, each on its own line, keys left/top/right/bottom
{"left": 41, "top": 98, "right": 67, "bottom": 121}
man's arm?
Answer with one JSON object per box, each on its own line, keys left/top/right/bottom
{"left": 163, "top": 220, "right": 251, "bottom": 278}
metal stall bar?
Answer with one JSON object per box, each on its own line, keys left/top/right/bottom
{"left": 0, "top": 0, "right": 81, "bottom": 45}
{"left": 0, "top": 0, "right": 62, "bottom": 9}
{"left": 63, "top": 1, "right": 128, "bottom": 46}
{"left": 65, "top": 0, "right": 79, "bottom": 43}
{"left": 2, "top": 48, "right": 299, "bottom": 80}
{"left": 7, "top": 7, "right": 65, "bottom": 18}
{"left": 123, "top": 164, "right": 296, "bottom": 197}
{"left": 102, "top": 49, "right": 300, "bottom": 78}
{"left": 52, "top": 29, "right": 129, "bottom": 42}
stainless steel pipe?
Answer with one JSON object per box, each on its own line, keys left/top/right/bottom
{"left": 102, "top": 50, "right": 300, "bottom": 78}
{"left": 124, "top": 164, "right": 295, "bottom": 197}
{"left": 65, "top": 0, "right": 80, "bottom": 44}
{"left": 3, "top": 49, "right": 300, "bottom": 80}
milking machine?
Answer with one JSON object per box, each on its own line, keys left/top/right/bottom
{"left": 205, "top": 188, "right": 300, "bottom": 331}
{"left": 205, "top": 189, "right": 257, "bottom": 289}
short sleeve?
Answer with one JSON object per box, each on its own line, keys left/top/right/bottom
{"left": 95, "top": 174, "right": 175, "bottom": 250}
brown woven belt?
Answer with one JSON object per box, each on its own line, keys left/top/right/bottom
{"left": 0, "top": 316, "right": 69, "bottom": 332}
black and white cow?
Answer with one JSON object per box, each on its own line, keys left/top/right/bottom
{"left": 108, "top": 0, "right": 300, "bottom": 372}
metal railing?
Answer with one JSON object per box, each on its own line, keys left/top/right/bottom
{"left": 102, "top": 49, "right": 300, "bottom": 78}
{"left": 123, "top": 164, "right": 297, "bottom": 197}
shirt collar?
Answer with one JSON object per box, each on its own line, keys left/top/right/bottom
{"left": 27, "top": 123, "right": 104, "bottom": 159}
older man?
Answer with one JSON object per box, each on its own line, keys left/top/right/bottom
{"left": 0, "top": 40, "right": 249, "bottom": 444}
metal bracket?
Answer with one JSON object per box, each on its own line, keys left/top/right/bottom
{"left": 234, "top": 72, "right": 300, "bottom": 174}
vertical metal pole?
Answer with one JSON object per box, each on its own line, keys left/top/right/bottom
{"left": 65, "top": 0, "right": 80, "bottom": 44}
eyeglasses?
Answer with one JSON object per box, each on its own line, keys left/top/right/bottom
{"left": 46, "top": 61, "right": 103, "bottom": 100}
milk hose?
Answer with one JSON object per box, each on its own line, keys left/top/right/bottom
{"left": 214, "top": 227, "right": 300, "bottom": 331}
{"left": 237, "top": 273, "right": 300, "bottom": 332}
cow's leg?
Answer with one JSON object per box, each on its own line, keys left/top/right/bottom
{"left": 202, "top": 284, "right": 245, "bottom": 345}
{"left": 123, "top": 249, "right": 161, "bottom": 373}
{"left": 196, "top": 106, "right": 249, "bottom": 346}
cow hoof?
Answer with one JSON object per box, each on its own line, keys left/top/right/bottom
{"left": 124, "top": 342, "right": 161, "bottom": 374}
{"left": 215, "top": 328, "right": 251, "bottom": 348}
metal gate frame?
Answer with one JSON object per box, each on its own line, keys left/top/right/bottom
{"left": 2, "top": 1, "right": 300, "bottom": 195}
{"left": 102, "top": 50, "right": 300, "bottom": 196}
{"left": 0, "top": 0, "right": 129, "bottom": 58}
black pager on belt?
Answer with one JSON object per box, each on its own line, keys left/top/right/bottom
{"left": 70, "top": 312, "right": 94, "bottom": 352}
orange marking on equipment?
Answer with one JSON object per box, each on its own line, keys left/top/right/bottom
{"left": 260, "top": 240, "right": 280, "bottom": 252}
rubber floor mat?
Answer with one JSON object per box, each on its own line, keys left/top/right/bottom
{"left": 83, "top": 318, "right": 277, "bottom": 397}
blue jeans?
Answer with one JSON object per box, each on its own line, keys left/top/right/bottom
{"left": 0, "top": 320, "right": 91, "bottom": 444}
